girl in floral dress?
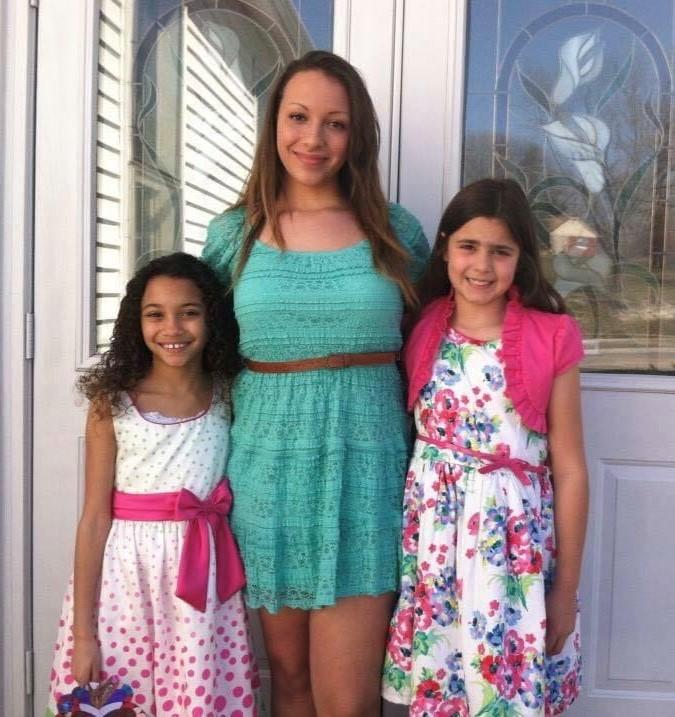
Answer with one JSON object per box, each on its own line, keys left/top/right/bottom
{"left": 382, "top": 179, "right": 588, "bottom": 717}
{"left": 47, "top": 253, "right": 259, "bottom": 716}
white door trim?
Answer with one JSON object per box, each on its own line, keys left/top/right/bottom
{"left": 0, "top": 1, "right": 37, "bottom": 713}
{"left": 32, "top": 2, "right": 101, "bottom": 711}
{"left": 396, "top": 0, "right": 468, "bottom": 239}
{"left": 441, "top": 0, "right": 468, "bottom": 209}
{"left": 338, "top": 0, "right": 402, "bottom": 200}
{"left": 582, "top": 373, "right": 675, "bottom": 393}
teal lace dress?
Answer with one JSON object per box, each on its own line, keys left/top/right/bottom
{"left": 202, "top": 205, "right": 429, "bottom": 612}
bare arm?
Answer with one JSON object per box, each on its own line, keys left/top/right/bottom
{"left": 545, "top": 366, "right": 589, "bottom": 655}
{"left": 71, "top": 402, "right": 116, "bottom": 684}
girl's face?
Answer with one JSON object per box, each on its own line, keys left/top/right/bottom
{"left": 443, "top": 217, "right": 520, "bottom": 311}
{"left": 276, "top": 70, "right": 350, "bottom": 193}
{"left": 140, "top": 276, "right": 208, "bottom": 371}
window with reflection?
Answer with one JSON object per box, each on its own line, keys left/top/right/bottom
{"left": 463, "top": 0, "right": 675, "bottom": 372}
{"left": 94, "top": 0, "right": 333, "bottom": 350}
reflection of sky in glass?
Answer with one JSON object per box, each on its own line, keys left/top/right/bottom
{"left": 137, "top": 0, "right": 180, "bottom": 36}
{"left": 465, "top": 0, "right": 674, "bottom": 151}
{"left": 292, "top": 0, "right": 334, "bottom": 49}
{"left": 137, "top": 1, "right": 333, "bottom": 52}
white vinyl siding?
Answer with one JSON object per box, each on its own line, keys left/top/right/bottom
{"left": 95, "top": 0, "right": 126, "bottom": 350}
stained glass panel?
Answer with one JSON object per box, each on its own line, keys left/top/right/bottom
{"left": 463, "top": 0, "right": 675, "bottom": 372}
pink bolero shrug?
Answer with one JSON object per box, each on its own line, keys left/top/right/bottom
{"left": 403, "top": 291, "right": 584, "bottom": 433}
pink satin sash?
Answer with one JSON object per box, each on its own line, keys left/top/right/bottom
{"left": 417, "top": 434, "right": 547, "bottom": 487}
{"left": 112, "top": 479, "right": 245, "bottom": 612}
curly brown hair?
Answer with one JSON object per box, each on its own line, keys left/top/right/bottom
{"left": 79, "top": 252, "right": 240, "bottom": 413}
{"left": 417, "top": 178, "right": 566, "bottom": 314}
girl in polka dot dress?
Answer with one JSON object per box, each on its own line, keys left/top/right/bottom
{"left": 47, "top": 253, "right": 259, "bottom": 717}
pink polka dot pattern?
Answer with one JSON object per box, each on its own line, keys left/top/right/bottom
{"left": 47, "top": 397, "right": 260, "bottom": 716}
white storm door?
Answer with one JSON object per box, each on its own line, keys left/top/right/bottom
{"left": 33, "top": 3, "right": 97, "bottom": 714}
{"left": 32, "top": 1, "right": 368, "bottom": 714}
{"left": 393, "top": 1, "right": 675, "bottom": 716}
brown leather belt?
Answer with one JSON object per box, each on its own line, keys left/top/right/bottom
{"left": 244, "top": 351, "right": 399, "bottom": 373}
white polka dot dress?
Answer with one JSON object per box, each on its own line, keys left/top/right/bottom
{"left": 47, "top": 394, "right": 260, "bottom": 716}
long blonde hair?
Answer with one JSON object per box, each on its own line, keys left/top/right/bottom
{"left": 231, "top": 50, "right": 417, "bottom": 307}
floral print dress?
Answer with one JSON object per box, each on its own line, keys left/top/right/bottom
{"left": 382, "top": 327, "right": 581, "bottom": 716}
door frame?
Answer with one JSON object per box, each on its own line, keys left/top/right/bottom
{"left": 0, "top": 1, "right": 37, "bottom": 714}
{"left": 25, "top": 1, "right": 675, "bottom": 715}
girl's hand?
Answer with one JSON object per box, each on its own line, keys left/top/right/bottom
{"left": 545, "top": 584, "right": 577, "bottom": 656}
{"left": 71, "top": 635, "right": 101, "bottom": 686}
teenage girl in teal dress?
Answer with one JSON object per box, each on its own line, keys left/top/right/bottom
{"left": 203, "top": 50, "right": 428, "bottom": 716}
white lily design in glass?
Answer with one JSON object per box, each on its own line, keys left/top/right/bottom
{"left": 506, "top": 28, "right": 663, "bottom": 338}
{"left": 542, "top": 114, "right": 610, "bottom": 193}
{"left": 551, "top": 32, "right": 604, "bottom": 105}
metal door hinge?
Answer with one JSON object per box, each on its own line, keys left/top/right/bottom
{"left": 25, "top": 312, "right": 34, "bottom": 360}
{"left": 29, "top": 0, "right": 39, "bottom": 8}
{"left": 25, "top": 649, "right": 34, "bottom": 695}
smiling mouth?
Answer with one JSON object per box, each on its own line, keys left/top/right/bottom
{"left": 160, "top": 342, "right": 189, "bottom": 351}
{"left": 294, "top": 152, "right": 326, "bottom": 165}
{"left": 467, "top": 278, "right": 493, "bottom": 287}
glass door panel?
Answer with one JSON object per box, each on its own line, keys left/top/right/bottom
{"left": 93, "top": 0, "right": 334, "bottom": 350}
{"left": 463, "top": 0, "right": 675, "bottom": 372}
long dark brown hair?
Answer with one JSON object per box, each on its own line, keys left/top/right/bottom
{"left": 79, "top": 252, "right": 240, "bottom": 414}
{"left": 230, "top": 50, "right": 417, "bottom": 307}
{"left": 417, "top": 178, "right": 566, "bottom": 313}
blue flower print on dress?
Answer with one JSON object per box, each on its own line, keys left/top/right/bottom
{"left": 445, "top": 649, "right": 464, "bottom": 675}
{"left": 430, "top": 565, "right": 461, "bottom": 627}
{"left": 439, "top": 365, "right": 462, "bottom": 386}
{"left": 505, "top": 605, "right": 523, "bottom": 626}
{"left": 456, "top": 409, "right": 501, "bottom": 449}
{"left": 482, "top": 364, "right": 505, "bottom": 390}
{"left": 469, "top": 610, "right": 487, "bottom": 640}
{"left": 479, "top": 505, "right": 508, "bottom": 567}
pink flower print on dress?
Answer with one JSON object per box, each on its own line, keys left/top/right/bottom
{"left": 402, "top": 516, "right": 419, "bottom": 554}
{"left": 411, "top": 695, "right": 470, "bottom": 717}
{"left": 415, "top": 678, "right": 443, "bottom": 702}
{"left": 507, "top": 512, "right": 530, "bottom": 547}
{"left": 413, "top": 586, "right": 434, "bottom": 632}
{"left": 385, "top": 606, "right": 414, "bottom": 670}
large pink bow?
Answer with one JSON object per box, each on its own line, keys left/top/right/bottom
{"left": 175, "top": 479, "right": 245, "bottom": 612}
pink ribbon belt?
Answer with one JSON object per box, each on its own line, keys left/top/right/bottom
{"left": 112, "top": 478, "right": 245, "bottom": 612}
{"left": 417, "top": 434, "right": 547, "bottom": 487}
